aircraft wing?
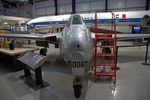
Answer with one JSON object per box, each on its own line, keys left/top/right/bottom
{"left": 92, "top": 33, "right": 150, "bottom": 41}
{"left": 116, "top": 34, "right": 150, "bottom": 40}
{"left": 0, "top": 32, "right": 62, "bottom": 44}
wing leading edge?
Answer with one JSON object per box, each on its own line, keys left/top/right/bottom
{"left": 116, "top": 34, "right": 150, "bottom": 40}
{"left": 92, "top": 33, "right": 150, "bottom": 40}
{"left": 0, "top": 32, "right": 62, "bottom": 44}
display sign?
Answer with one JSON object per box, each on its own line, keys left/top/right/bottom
{"left": 18, "top": 52, "right": 47, "bottom": 70}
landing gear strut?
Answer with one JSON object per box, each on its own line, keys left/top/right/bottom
{"left": 73, "top": 77, "right": 82, "bottom": 98}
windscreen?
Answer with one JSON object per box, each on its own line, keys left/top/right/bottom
{"left": 72, "top": 15, "right": 82, "bottom": 25}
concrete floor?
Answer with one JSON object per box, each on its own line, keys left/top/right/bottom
{"left": 0, "top": 44, "right": 150, "bottom": 100}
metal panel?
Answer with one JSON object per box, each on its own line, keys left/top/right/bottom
{"left": 5, "top": 8, "right": 17, "bottom": 16}
{"left": 126, "top": 0, "right": 146, "bottom": 8}
{"left": 149, "top": 0, "right": 150, "bottom": 10}
{"left": 58, "top": 4, "right": 71, "bottom": 14}
{"left": 36, "top": 8, "right": 46, "bottom": 16}
{"left": 76, "top": 0, "right": 89, "bottom": 3}
{"left": 58, "top": 5, "right": 65, "bottom": 14}
{"left": 0, "top": 3, "right": 4, "bottom": 15}
{"left": 46, "top": 7, "right": 55, "bottom": 15}
{"left": 76, "top": 0, "right": 105, "bottom": 12}
{"left": 35, "top": 0, "right": 54, "bottom": 9}
{"left": 76, "top": 2, "right": 90, "bottom": 12}
{"left": 90, "top": 0, "right": 105, "bottom": 11}
{"left": 66, "top": 4, "right": 72, "bottom": 13}
{"left": 108, "top": 0, "right": 126, "bottom": 9}
{"left": 18, "top": 5, "right": 33, "bottom": 18}
{"left": 57, "top": 0, "right": 71, "bottom": 5}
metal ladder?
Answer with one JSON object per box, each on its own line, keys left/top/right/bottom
{"left": 94, "top": 11, "right": 117, "bottom": 83}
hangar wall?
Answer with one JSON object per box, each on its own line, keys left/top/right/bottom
{"left": 34, "top": 0, "right": 72, "bottom": 16}
{"left": 57, "top": 0, "right": 72, "bottom": 14}
{"left": 108, "top": 0, "right": 146, "bottom": 11}
{"left": 0, "top": 0, "right": 3, "bottom": 15}
{"left": 76, "top": 0, "right": 105, "bottom": 13}
{"left": 0, "top": 0, "right": 32, "bottom": 18}
{"left": 18, "top": 5, "right": 33, "bottom": 18}
{"left": 0, "top": 0, "right": 149, "bottom": 18}
{"left": 33, "top": 0, "right": 148, "bottom": 17}
{"left": 0, "top": 0, "right": 17, "bottom": 16}
{"left": 35, "top": 0, "right": 55, "bottom": 16}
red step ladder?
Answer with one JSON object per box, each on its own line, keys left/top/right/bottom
{"left": 94, "top": 11, "right": 117, "bottom": 83}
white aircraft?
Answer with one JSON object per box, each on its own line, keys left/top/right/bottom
{"left": 0, "top": 12, "right": 150, "bottom": 98}
{"left": 27, "top": 10, "right": 150, "bottom": 33}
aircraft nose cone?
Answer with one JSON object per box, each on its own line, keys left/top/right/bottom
{"left": 70, "top": 41, "right": 83, "bottom": 51}
{"left": 69, "top": 41, "right": 86, "bottom": 61}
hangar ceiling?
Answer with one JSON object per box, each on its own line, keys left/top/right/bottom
{"left": 1, "top": 0, "right": 33, "bottom": 7}
{"left": 1, "top": 0, "right": 49, "bottom": 7}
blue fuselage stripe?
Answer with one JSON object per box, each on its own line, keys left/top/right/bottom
{"left": 31, "top": 18, "right": 142, "bottom": 26}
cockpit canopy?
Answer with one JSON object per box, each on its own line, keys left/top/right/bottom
{"left": 67, "top": 15, "right": 83, "bottom": 26}
{"left": 72, "top": 15, "right": 82, "bottom": 24}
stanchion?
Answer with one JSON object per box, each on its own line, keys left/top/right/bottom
{"left": 142, "top": 40, "right": 150, "bottom": 65}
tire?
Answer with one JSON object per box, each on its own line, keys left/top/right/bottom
{"left": 73, "top": 85, "right": 82, "bottom": 98}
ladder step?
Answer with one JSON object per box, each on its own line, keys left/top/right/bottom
{"left": 96, "top": 54, "right": 114, "bottom": 57}
{"left": 96, "top": 72, "right": 115, "bottom": 76}
{"left": 95, "top": 34, "right": 113, "bottom": 37}
{"left": 97, "top": 45, "right": 114, "bottom": 48}
{"left": 96, "top": 37, "right": 114, "bottom": 40}
{"left": 96, "top": 63, "right": 115, "bottom": 66}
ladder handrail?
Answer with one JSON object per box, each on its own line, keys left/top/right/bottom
{"left": 94, "top": 10, "right": 116, "bottom": 34}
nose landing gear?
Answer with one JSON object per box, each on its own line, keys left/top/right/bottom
{"left": 73, "top": 77, "right": 82, "bottom": 98}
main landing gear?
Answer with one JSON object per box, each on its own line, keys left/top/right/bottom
{"left": 73, "top": 77, "right": 82, "bottom": 98}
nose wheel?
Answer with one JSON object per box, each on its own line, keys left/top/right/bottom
{"left": 73, "top": 77, "right": 82, "bottom": 98}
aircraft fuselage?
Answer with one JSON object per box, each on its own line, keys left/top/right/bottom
{"left": 61, "top": 25, "right": 94, "bottom": 64}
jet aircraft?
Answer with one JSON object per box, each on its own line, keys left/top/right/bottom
{"left": 0, "top": 13, "right": 150, "bottom": 98}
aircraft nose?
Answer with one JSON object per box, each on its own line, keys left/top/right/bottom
{"left": 67, "top": 41, "right": 86, "bottom": 61}
{"left": 70, "top": 41, "right": 83, "bottom": 51}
